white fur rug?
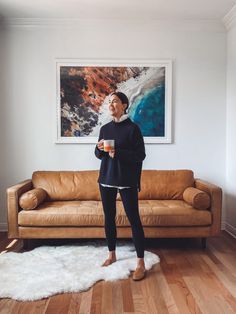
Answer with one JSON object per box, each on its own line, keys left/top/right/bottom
{"left": 0, "top": 241, "right": 160, "bottom": 301}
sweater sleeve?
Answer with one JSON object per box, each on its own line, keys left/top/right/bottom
{"left": 94, "top": 127, "right": 107, "bottom": 160}
{"left": 115, "top": 125, "right": 146, "bottom": 163}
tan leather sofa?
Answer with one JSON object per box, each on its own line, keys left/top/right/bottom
{"left": 7, "top": 170, "right": 222, "bottom": 248}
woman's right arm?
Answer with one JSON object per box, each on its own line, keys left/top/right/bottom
{"left": 94, "top": 128, "right": 106, "bottom": 160}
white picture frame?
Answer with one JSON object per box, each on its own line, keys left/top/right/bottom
{"left": 55, "top": 59, "right": 172, "bottom": 144}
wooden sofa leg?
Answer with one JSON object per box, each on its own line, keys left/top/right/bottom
{"left": 201, "top": 237, "right": 207, "bottom": 249}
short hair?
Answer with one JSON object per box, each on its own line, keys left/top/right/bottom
{"left": 111, "top": 92, "right": 129, "bottom": 113}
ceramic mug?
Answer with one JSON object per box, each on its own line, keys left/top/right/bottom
{"left": 103, "top": 139, "right": 115, "bottom": 152}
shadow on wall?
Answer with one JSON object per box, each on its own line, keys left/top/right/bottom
{"left": 224, "top": 192, "right": 236, "bottom": 236}
{"left": 0, "top": 20, "right": 11, "bottom": 231}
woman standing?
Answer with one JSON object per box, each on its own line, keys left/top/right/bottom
{"left": 95, "top": 92, "right": 146, "bottom": 281}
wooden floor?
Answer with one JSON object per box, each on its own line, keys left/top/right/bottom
{"left": 0, "top": 231, "right": 236, "bottom": 314}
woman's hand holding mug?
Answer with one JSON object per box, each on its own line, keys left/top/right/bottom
{"left": 109, "top": 149, "right": 115, "bottom": 158}
{"left": 97, "top": 139, "right": 104, "bottom": 151}
{"left": 104, "top": 139, "right": 115, "bottom": 158}
{"left": 97, "top": 139, "right": 115, "bottom": 158}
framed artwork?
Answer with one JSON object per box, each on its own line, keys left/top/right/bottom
{"left": 55, "top": 59, "right": 172, "bottom": 143}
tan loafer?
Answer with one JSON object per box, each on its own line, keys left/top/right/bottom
{"left": 132, "top": 267, "right": 146, "bottom": 281}
{"left": 101, "top": 258, "right": 116, "bottom": 267}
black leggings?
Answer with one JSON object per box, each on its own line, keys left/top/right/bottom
{"left": 99, "top": 184, "right": 145, "bottom": 258}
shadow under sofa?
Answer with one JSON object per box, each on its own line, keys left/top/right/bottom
{"left": 7, "top": 169, "right": 222, "bottom": 249}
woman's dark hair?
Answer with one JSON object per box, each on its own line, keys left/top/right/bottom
{"left": 111, "top": 91, "right": 129, "bottom": 113}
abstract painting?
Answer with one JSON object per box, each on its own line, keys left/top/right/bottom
{"left": 56, "top": 60, "right": 172, "bottom": 143}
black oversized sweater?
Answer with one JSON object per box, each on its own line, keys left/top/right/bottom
{"left": 94, "top": 118, "right": 146, "bottom": 192}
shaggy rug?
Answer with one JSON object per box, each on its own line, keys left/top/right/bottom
{"left": 0, "top": 241, "right": 160, "bottom": 301}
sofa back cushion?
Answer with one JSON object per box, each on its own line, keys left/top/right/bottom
{"left": 32, "top": 171, "right": 101, "bottom": 201}
{"left": 138, "top": 170, "right": 194, "bottom": 200}
{"left": 32, "top": 169, "right": 194, "bottom": 201}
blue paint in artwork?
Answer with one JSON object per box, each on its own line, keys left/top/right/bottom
{"left": 74, "top": 130, "right": 81, "bottom": 137}
{"left": 130, "top": 84, "right": 165, "bottom": 137}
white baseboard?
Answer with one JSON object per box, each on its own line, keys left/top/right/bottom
{"left": 222, "top": 221, "right": 236, "bottom": 238}
{"left": 0, "top": 223, "right": 8, "bottom": 232}
{"left": 221, "top": 220, "right": 226, "bottom": 231}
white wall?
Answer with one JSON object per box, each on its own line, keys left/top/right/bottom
{"left": 226, "top": 20, "right": 236, "bottom": 236}
{"left": 0, "top": 19, "right": 227, "bottom": 229}
{"left": 0, "top": 23, "right": 9, "bottom": 231}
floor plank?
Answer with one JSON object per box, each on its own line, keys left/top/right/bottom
{"left": 44, "top": 293, "right": 72, "bottom": 314}
{"left": 90, "top": 281, "right": 102, "bottom": 314}
{"left": 79, "top": 288, "right": 93, "bottom": 314}
{"left": 67, "top": 292, "right": 82, "bottom": 314}
{"left": 159, "top": 251, "right": 202, "bottom": 314}
{"left": 0, "top": 231, "right": 236, "bottom": 314}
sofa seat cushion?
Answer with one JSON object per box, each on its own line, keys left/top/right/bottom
{"left": 18, "top": 200, "right": 212, "bottom": 227}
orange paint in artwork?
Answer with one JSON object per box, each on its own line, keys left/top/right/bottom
{"left": 67, "top": 67, "right": 141, "bottom": 112}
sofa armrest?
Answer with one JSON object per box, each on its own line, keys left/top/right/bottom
{"left": 195, "top": 179, "right": 222, "bottom": 235}
{"left": 7, "top": 179, "right": 33, "bottom": 238}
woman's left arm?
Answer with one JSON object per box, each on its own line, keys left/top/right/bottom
{"left": 115, "top": 126, "right": 146, "bottom": 163}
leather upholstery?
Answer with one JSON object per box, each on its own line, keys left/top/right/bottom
{"left": 7, "top": 179, "right": 33, "bottom": 238}
{"left": 18, "top": 199, "right": 211, "bottom": 227}
{"left": 18, "top": 226, "right": 212, "bottom": 238}
{"left": 19, "top": 188, "right": 47, "bottom": 210}
{"left": 7, "top": 170, "right": 222, "bottom": 240}
{"left": 183, "top": 187, "right": 211, "bottom": 210}
{"left": 195, "top": 179, "right": 222, "bottom": 235}
{"left": 32, "top": 169, "right": 194, "bottom": 201}
{"left": 32, "top": 171, "right": 101, "bottom": 201}
{"left": 138, "top": 169, "right": 194, "bottom": 200}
